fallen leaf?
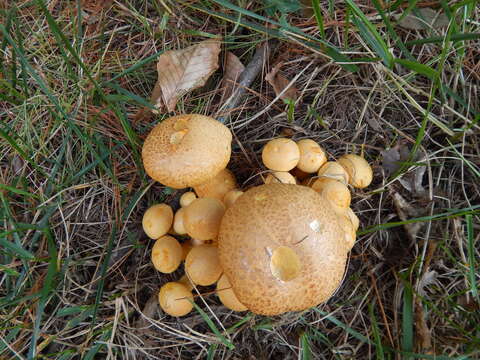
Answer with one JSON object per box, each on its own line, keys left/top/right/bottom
{"left": 265, "top": 62, "right": 299, "bottom": 102}
{"left": 415, "top": 298, "right": 433, "bottom": 354}
{"left": 222, "top": 52, "right": 245, "bottom": 100}
{"left": 382, "top": 142, "right": 427, "bottom": 197}
{"left": 392, "top": 192, "right": 424, "bottom": 241}
{"left": 381, "top": 141, "right": 410, "bottom": 176}
{"left": 396, "top": 8, "right": 450, "bottom": 30}
{"left": 154, "top": 38, "right": 221, "bottom": 112}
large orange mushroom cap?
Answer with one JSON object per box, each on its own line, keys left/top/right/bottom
{"left": 218, "top": 184, "right": 349, "bottom": 315}
{"left": 142, "top": 114, "right": 232, "bottom": 189}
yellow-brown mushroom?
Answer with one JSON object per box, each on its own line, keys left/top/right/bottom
{"left": 261, "top": 138, "right": 300, "bottom": 171}
{"left": 337, "top": 154, "right": 373, "bottom": 188}
{"left": 151, "top": 235, "right": 183, "bottom": 273}
{"left": 158, "top": 282, "right": 193, "bottom": 317}
{"left": 194, "top": 168, "right": 237, "bottom": 200}
{"left": 185, "top": 244, "right": 222, "bottom": 286}
{"left": 218, "top": 184, "right": 350, "bottom": 315}
{"left": 296, "top": 139, "right": 327, "bottom": 173}
{"left": 142, "top": 114, "right": 232, "bottom": 188}
{"left": 142, "top": 204, "right": 173, "bottom": 239}
{"left": 183, "top": 198, "right": 225, "bottom": 240}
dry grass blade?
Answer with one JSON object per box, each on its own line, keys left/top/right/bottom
{"left": 222, "top": 52, "right": 245, "bottom": 100}
{"left": 265, "top": 62, "right": 299, "bottom": 102}
{"left": 154, "top": 38, "right": 221, "bottom": 112}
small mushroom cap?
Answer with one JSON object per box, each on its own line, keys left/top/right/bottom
{"left": 337, "top": 154, "right": 373, "bottom": 188}
{"left": 142, "top": 114, "right": 232, "bottom": 188}
{"left": 317, "top": 161, "right": 350, "bottom": 185}
{"left": 223, "top": 189, "right": 244, "bottom": 208}
{"left": 218, "top": 184, "right": 348, "bottom": 315}
{"left": 311, "top": 178, "right": 351, "bottom": 209}
{"left": 180, "top": 192, "right": 197, "bottom": 207}
{"left": 296, "top": 139, "right": 327, "bottom": 173}
{"left": 184, "top": 198, "right": 226, "bottom": 240}
{"left": 173, "top": 208, "right": 187, "bottom": 235}
{"left": 142, "top": 204, "right": 174, "bottom": 239}
{"left": 264, "top": 171, "right": 297, "bottom": 185}
{"left": 262, "top": 138, "right": 300, "bottom": 171}
{"left": 194, "top": 168, "right": 238, "bottom": 200}
{"left": 158, "top": 282, "right": 193, "bottom": 317}
{"left": 216, "top": 274, "right": 248, "bottom": 312}
{"left": 185, "top": 244, "right": 222, "bottom": 286}
{"left": 151, "top": 235, "right": 183, "bottom": 273}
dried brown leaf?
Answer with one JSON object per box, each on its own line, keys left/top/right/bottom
{"left": 381, "top": 141, "right": 410, "bottom": 176}
{"left": 222, "top": 52, "right": 245, "bottom": 99}
{"left": 397, "top": 8, "right": 449, "bottom": 30}
{"left": 154, "top": 38, "right": 221, "bottom": 112}
{"left": 392, "top": 192, "right": 424, "bottom": 241}
{"left": 265, "top": 62, "right": 299, "bottom": 102}
{"left": 415, "top": 299, "right": 433, "bottom": 354}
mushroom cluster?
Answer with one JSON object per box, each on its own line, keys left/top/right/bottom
{"left": 141, "top": 114, "right": 373, "bottom": 317}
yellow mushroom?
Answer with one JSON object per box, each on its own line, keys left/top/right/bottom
{"left": 158, "top": 282, "right": 193, "bottom": 317}
{"left": 142, "top": 204, "right": 173, "bottom": 239}
{"left": 261, "top": 138, "right": 300, "bottom": 171}
{"left": 151, "top": 235, "right": 183, "bottom": 273}
{"left": 296, "top": 139, "right": 327, "bottom": 173}
{"left": 337, "top": 154, "right": 373, "bottom": 188}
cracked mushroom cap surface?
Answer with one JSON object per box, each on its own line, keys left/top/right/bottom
{"left": 142, "top": 114, "right": 232, "bottom": 189}
{"left": 218, "top": 183, "right": 349, "bottom": 315}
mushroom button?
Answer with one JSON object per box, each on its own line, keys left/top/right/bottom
{"left": 158, "top": 282, "right": 193, "bottom": 317}
{"left": 142, "top": 204, "right": 173, "bottom": 239}
{"left": 337, "top": 154, "right": 373, "bottom": 189}
{"left": 261, "top": 138, "right": 300, "bottom": 172}
{"left": 296, "top": 139, "right": 327, "bottom": 173}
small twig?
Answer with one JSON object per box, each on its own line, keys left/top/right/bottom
{"left": 217, "top": 41, "right": 273, "bottom": 123}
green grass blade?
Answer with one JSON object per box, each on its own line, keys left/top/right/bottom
{"left": 28, "top": 228, "right": 59, "bottom": 359}
{"left": 314, "top": 309, "right": 373, "bottom": 345}
{"left": 405, "top": 32, "right": 480, "bottom": 46}
{"left": 358, "top": 205, "right": 480, "bottom": 235}
{"left": 369, "top": 303, "right": 385, "bottom": 359}
{"left": 394, "top": 59, "right": 438, "bottom": 80}
{"left": 311, "top": 0, "right": 325, "bottom": 38}
{"left": 190, "top": 301, "right": 235, "bottom": 350}
{"left": 344, "top": 0, "right": 393, "bottom": 67}
{"left": 465, "top": 215, "right": 478, "bottom": 300}
{"left": 0, "top": 184, "right": 39, "bottom": 199}
{"left": 0, "top": 237, "right": 35, "bottom": 259}
{"left": 300, "top": 332, "right": 312, "bottom": 360}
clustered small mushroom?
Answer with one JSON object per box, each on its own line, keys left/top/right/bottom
{"left": 140, "top": 114, "right": 373, "bottom": 317}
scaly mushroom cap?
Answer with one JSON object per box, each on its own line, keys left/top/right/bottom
{"left": 194, "top": 168, "right": 238, "bottom": 200}
{"left": 142, "top": 114, "right": 232, "bottom": 188}
{"left": 218, "top": 184, "right": 349, "bottom": 315}
{"left": 184, "top": 198, "right": 226, "bottom": 240}
{"left": 158, "top": 282, "right": 193, "bottom": 317}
